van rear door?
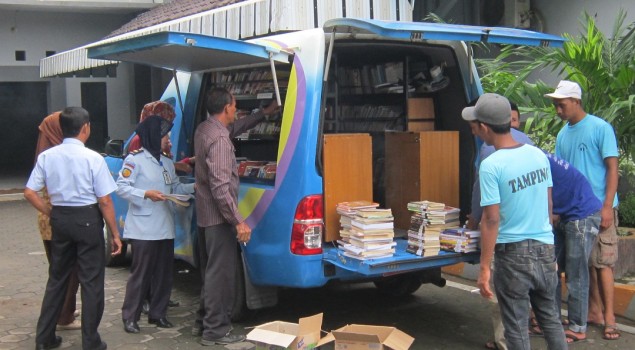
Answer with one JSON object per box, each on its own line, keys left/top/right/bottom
{"left": 87, "top": 31, "right": 290, "bottom": 71}
{"left": 320, "top": 18, "right": 564, "bottom": 277}
{"left": 323, "top": 18, "right": 565, "bottom": 47}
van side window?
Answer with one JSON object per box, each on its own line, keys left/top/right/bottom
{"left": 207, "top": 65, "right": 290, "bottom": 186}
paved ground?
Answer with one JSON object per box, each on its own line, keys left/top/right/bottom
{"left": 0, "top": 199, "right": 244, "bottom": 350}
{"left": 2, "top": 199, "right": 635, "bottom": 350}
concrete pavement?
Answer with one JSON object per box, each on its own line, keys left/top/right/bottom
{"left": 0, "top": 199, "right": 252, "bottom": 350}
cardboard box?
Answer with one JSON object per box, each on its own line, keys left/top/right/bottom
{"left": 247, "top": 313, "right": 323, "bottom": 350}
{"left": 317, "top": 324, "right": 414, "bottom": 350}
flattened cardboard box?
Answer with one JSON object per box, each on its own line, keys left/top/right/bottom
{"left": 317, "top": 324, "right": 414, "bottom": 350}
{"left": 247, "top": 313, "right": 323, "bottom": 350}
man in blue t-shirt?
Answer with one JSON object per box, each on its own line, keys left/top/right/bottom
{"left": 546, "top": 80, "right": 620, "bottom": 341}
{"left": 546, "top": 152, "right": 602, "bottom": 343}
{"left": 463, "top": 93, "right": 565, "bottom": 350}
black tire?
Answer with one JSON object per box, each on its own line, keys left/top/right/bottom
{"left": 230, "top": 249, "right": 248, "bottom": 321}
{"left": 104, "top": 225, "right": 128, "bottom": 267}
{"left": 374, "top": 273, "right": 423, "bottom": 297}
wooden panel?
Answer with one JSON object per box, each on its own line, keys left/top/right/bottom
{"left": 418, "top": 131, "right": 459, "bottom": 208}
{"left": 384, "top": 131, "right": 459, "bottom": 229}
{"left": 323, "top": 134, "right": 373, "bottom": 242}
{"left": 384, "top": 132, "right": 421, "bottom": 230}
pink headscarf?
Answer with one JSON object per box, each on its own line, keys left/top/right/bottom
{"left": 128, "top": 101, "right": 176, "bottom": 152}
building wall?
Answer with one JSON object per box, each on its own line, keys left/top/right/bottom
{"left": 0, "top": 10, "right": 139, "bottom": 172}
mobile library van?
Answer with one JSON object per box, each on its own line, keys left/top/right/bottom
{"left": 88, "top": 1, "right": 564, "bottom": 318}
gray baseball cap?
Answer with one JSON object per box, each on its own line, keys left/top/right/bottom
{"left": 462, "top": 93, "right": 511, "bottom": 125}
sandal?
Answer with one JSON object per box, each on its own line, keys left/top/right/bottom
{"left": 565, "top": 330, "right": 586, "bottom": 343}
{"left": 603, "top": 324, "right": 620, "bottom": 340}
{"left": 484, "top": 341, "right": 499, "bottom": 350}
{"left": 528, "top": 317, "right": 543, "bottom": 336}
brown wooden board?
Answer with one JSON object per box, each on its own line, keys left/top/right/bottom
{"left": 323, "top": 134, "right": 373, "bottom": 242}
{"left": 384, "top": 131, "right": 459, "bottom": 230}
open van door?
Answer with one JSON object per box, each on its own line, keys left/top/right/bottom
{"left": 88, "top": 32, "right": 292, "bottom": 268}
{"left": 319, "top": 18, "right": 564, "bottom": 278}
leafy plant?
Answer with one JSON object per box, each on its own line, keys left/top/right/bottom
{"left": 619, "top": 192, "right": 635, "bottom": 227}
{"left": 476, "top": 10, "right": 635, "bottom": 171}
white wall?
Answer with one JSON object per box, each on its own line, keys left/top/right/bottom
{"left": 532, "top": 0, "right": 635, "bottom": 85}
{"left": 64, "top": 63, "right": 137, "bottom": 140}
{"left": 534, "top": 0, "right": 634, "bottom": 37}
{"left": 0, "top": 10, "right": 134, "bottom": 66}
{"left": 0, "top": 9, "right": 138, "bottom": 141}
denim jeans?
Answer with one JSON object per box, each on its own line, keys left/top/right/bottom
{"left": 494, "top": 240, "right": 566, "bottom": 350}
{"left": 555, "top": 211, "right": 601, "bottom": 333}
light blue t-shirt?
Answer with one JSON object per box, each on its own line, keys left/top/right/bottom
{"left": 480, "top": 144, "right": 553, "bottom": 244}
{"left": 555, "top": 114, "right": 619, "bottom": 207}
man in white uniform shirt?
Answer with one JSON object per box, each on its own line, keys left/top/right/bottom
{"left": 24, "top": 107, "right": 122, "bottom": 350}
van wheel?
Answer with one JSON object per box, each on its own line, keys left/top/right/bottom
{"left": 374, "top": 273, "right": 423, "bottom": 296}
{"left": 231, "top": 249, "right": 248, "bottom": 322}
{"left": 104, "top": 225, "right": 127, "bottom": 267}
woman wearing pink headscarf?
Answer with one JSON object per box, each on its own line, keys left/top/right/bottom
{"left": 128, "top": 101, "right": 195, "bottom": 173}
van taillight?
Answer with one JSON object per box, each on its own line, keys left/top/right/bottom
{"left": 291, "top": 195, "right": 324, "bottom": 255}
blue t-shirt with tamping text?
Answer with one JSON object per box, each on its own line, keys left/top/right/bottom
{"left": 545, "top": 152, "right": 601, "bottom": 222}
{"left": 480, "top": 144, "right": 553, "bottom": 244}
{"left": 555, "top": 114, "right": 618, "bottom": 207}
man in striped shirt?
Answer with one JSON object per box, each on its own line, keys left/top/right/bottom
{"left": 193, "top": 87, "right": 278, "bottom": 346}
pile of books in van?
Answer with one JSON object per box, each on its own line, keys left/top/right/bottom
{"left": 336, "top": 201, "right": 396, "bottom": 261}
{"left": 440, "top": 228, "right": 481, "bottom": 253}
{"left": 406, "top": 200, "right": 461, "bottom": 257}
{"left": 238, "top": 160, "right": 277, "bottom": 179}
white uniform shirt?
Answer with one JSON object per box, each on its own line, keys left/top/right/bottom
{"left": 26, "top": 138, "right": 116, "bottom": 206}
{"left": 116, "top": 149, "right": 195, "bottom": 240}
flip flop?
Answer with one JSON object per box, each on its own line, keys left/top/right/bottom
{"left": 484, "top": 341, "right": 500, "bottom": 350}
{"left": 603, "top": 324, "right": 620, "bottom": 340}
{"left": 565, "top": 330, "right": 586, "bottom": 344}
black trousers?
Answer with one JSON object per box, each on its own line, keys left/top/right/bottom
{"left": 121, "top": 239, "right": 174, "bottom": 321}
{"left": 196, "top": 224, "right": 237, "bottom": 339}
{"left": 36, "top": 205, "right": 105, "bottom": 350}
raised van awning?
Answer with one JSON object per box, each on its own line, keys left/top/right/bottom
{"left": 323, "top": 18, "right": 566, "bottom": 47}
{"left": 87, "top": 31, "right": 290, "bottom": 72}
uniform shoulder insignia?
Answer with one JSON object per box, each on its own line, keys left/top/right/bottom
{"left": 130, "top": 149, "right": 143, "bottom": 155}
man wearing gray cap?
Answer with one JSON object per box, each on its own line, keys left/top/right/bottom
{"left": 464, "top": 93, "right": 565, "bottom": 350}
{"left": 545, "top": 80, "right": 620, "bottom": 340}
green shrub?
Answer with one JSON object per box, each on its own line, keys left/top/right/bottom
{"left": 619, "top": 192, "right": 635, "bottom": 227}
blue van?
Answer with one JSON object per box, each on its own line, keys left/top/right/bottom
{"left": 91, "top": 18, "right": 564, "bottom": 317}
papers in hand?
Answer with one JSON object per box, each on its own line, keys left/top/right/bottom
{"left": 164, "top": 193, "right": 193, "bottom": 207}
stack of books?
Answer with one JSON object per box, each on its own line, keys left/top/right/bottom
{"left": 406, "top": 201, "right": 461, "bottom": 257}
{"left": 336, "top": 200, "right": 379, "bottom": 243}
{"left": 440, "top": 228, "right": 481, "bottom": 253}
{"left": 337, "top": 206, "right": 396, "bottom": 260}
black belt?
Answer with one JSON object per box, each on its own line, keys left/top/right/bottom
{"left": 52, "top": 204, "right": 98, "bottom": 210}
{"left": 495, "top": 239, "right": 550, "bottom": 252}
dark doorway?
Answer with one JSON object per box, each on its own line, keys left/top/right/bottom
{"left": 0, "top": 82, "right": 48, "bottom": 175}
{"left": 81, "top": 82, "right": 108, "bottom": 152}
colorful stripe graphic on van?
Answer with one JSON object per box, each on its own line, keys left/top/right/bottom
{"left": 237, "top": 46, "right": 306, "bottom": 227}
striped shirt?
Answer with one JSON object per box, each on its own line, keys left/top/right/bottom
{"left": 194, "top": 111, "right": 266, "bottom": 227}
